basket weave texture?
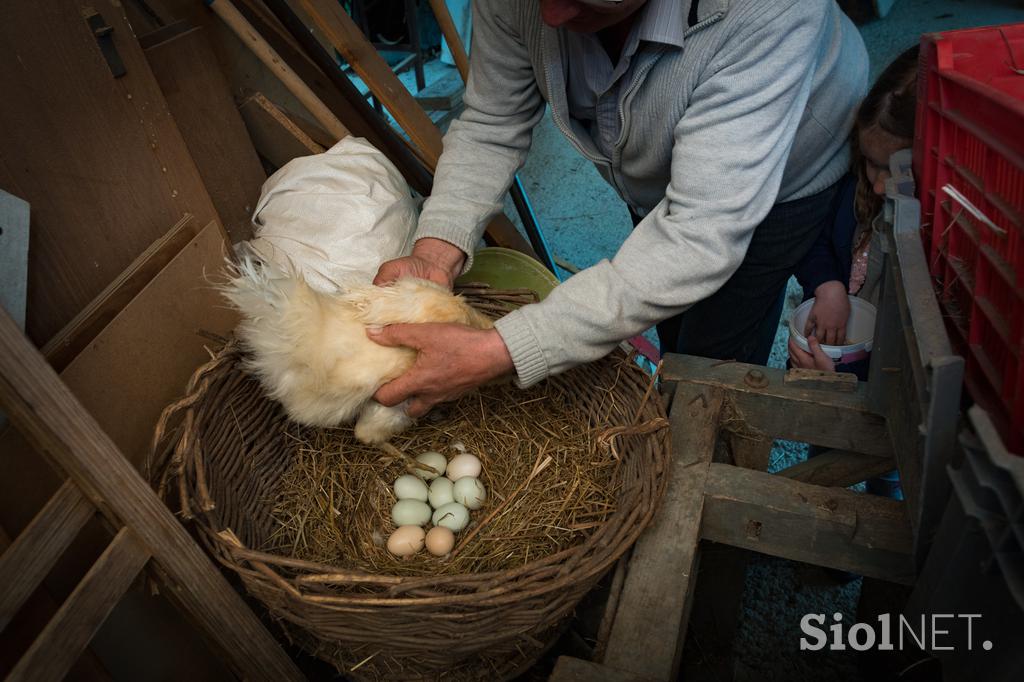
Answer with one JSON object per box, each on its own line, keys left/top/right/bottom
{"left": 152, "top": 290, "right": 670, "bottom": 680}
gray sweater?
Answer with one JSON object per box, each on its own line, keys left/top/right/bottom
{"left": 417, "top": 0, "right": 869, "bottom": 386}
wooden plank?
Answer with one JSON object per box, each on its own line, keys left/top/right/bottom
{"left": 414, "top": 69, "right": 464, "bottom": 111}
{"left": 144, "top": 25, "right": 267, "bottom": 243}
{"left": 40, "top": 215, "right": 201, "bottom": 373}
{"left": 0, "top": 309, "right": 303, "bottom": 680}
{"left": 776, "top": 449, "right": 898, "bottom": 488}
{"left": 0, "top": 0, "right": 218, "bottom": 345}
{"left": 701, "top": 463, "right": 916, "bottom": 584}
{"left": 727, "top": 433, "right": 773, "bottom": 471}
{"left": 298, "top": 0, "right": 442, "bottom": 167}
{"left": 603, "top": 384, "right": 724, "bottom": 680}
{"left": 7, "top": 528, "right": 150, "bottom": 682}
{"left": 550, "top": 656, "right": 659, "bottom": 682}
{"left": 283, "top": 107, "right": 336, "bottom": 149}
{"left": 783, "top": 367, "right": 858, "bottom": 392}
{"left": 662, "top": 355, "right": 892, "bottom": 457}
{"left": 0, "top": 481, "right": 94, "bottom": 630}
{"left": 239, "top": 92, "right": 326, "bottom": 168}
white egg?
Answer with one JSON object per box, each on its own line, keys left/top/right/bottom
{"left": 428, "top": 477, "right": 455, "bottom": 509}
{"left": 393, "top": 474, "right": 429, "bottom": 502}
{"left": 392, "top": 499, "right": 431, "bottom": 527}
{"left": 446, "top": 453, "right": 482, "bottom": 481}
{"left": 452, "top": 477, "right": 486, "bottom": 510}
{"left": 414, "top": 451, "right": 447, "bottom": 480}
{"left": 387, "top": 526, "right": 425, "bottom": 557}
{"left": 431, "top": 502, "right": 470, "bottom": 533}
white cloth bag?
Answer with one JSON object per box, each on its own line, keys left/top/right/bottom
{"left": 246, "top": 136, "right": 417, "bottom": 292}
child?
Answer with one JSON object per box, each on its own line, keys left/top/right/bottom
{"left": 789, "top": 45, "right": 919, "bottom": 374}
{"left": 788, "top": 46, "right": 919, "bottom": 505}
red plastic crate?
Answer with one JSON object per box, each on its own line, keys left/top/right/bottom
{"left": 913, "top": 23, "right": 1024, "bottom": 453}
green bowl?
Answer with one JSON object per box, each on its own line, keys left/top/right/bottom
{"left": 456, "top": 247, "right": 560, "bottom": 300}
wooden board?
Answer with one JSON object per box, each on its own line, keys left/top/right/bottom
{"left": 0, "top": 0, "right": 218, "bottom": 345}
{"left": 0, "top": 306, "right": 302, "bottom": 681}
{"left": 41, "top": 215, "right": 202, "bottom": 373}
{"left": 662, "top": 355, "right": 892, "bottom": 457}
{"left": 144, "top": 25, "right": 266, "bottom": 243}
{"left": 776, "top": 448, "right": 898, "bottom": 488}
{"left": 550, "top": 656, "right": 659, "bottom": 682}
{"left": 239, "top": 92, "right": 326, "bottom": 168}
{"left": 602, "top": 384, "right": 724, "bottom": 680}
{"left": 701, "top": 463, "right": 916, "bottom": 584}
{"left": 0, "top": 222, "right": 239, "bottom": 682}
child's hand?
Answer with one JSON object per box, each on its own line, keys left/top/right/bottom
{"left": 789, "top": 335, "right": 835, "bottom": 372}
{"left": 805, "top": 281, "right": 851, "bottom": 345}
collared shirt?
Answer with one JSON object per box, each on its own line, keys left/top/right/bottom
{"left": 563, "top": 0, "right": 687, "bottom": 159}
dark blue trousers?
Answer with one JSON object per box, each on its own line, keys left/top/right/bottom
{"left": 650, "top": 180, "right": 843, "bottom": 364}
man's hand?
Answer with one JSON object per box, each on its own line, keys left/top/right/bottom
{"left": 804, "top": 280, "right": 850, "bottom": 346}
{"left": 374, "top": 237, "right": 466, "bottom": 289}
{"left": 788, "top": 335, "right": 835, "bottom": 372}
{"left": 368, "top": 324, "right": 515, "bottom": 416}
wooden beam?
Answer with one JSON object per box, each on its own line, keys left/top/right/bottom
{"left": 41, "top": 215, "right": 201, "bottom": 372}
{"left": 0, "top": 481, "right": 94, "bottom": 629}
{"left": 207, "top": 0, "right": 348, "bottom": 142}
{"left": 144, "top": 25, "right": 267, "bottom": 243}
{"left": 550, "top": 656, "right": 659, "bottom": 682}
{"left": 0, "top": 306, "right": 304, "bottom": 681}
{"left": 239, "top": 91, "right": 326, "bottom": 168}
{"left": 602, "top": 384, "right": 724, "bottom": 680}
{"left": 298, "top": 0, "right": 441, "bottom": 167}
{"left": 662, "top": 355, "right": 892, "bottom": 457}
{"left": 784, "top": 367, "right": 858, "bottom": 392}
{"left": 701, "top": 463, "right": 915, "bottom": 584}
{"left": 7, "top": 528, "right": 151, "bottom": 682}
{"left": 776, "top": 449, "right": 898, "bottom": 488}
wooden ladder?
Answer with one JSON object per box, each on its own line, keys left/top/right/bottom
{"left": 0, "top": 308, "right": 304, "bottom": 682}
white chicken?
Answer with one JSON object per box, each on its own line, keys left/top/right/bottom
{"left": 220, "top": 136, "right": 490, "bottom": 443}
{"left": 223, "top": 258, "right": 491, "bottom": 443}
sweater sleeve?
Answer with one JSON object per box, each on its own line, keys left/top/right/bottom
{"left": 414, "top": 1, "right": 545, "bottom": 271}
{"left": 495, "top": 1, "right": 834, "bottom": 386}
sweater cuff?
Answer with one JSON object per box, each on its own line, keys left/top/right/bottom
{"left": 415, "top": 220, "right": 481, "bottom": 275}
{"left": 493, "top": 309, "right": 549, "bottom": 388}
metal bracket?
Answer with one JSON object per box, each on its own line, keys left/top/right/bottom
{"left": 83, "top": 8, "right": 126, "bottom": 78}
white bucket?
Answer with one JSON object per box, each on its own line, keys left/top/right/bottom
{"left": 789, "top": 296, "right": 877, "bottom": 365}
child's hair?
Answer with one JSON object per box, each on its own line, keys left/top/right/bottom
{"left": 852, "top": 45, "right": 920, "bottom": 225}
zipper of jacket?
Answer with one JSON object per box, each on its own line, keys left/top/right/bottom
{"left": 542, "top": 33, "right": 609, "bottom": 168}
{"left": 611, "top": 47, "right": 667, "bottom": 207}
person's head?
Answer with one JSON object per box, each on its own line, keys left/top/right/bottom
{"left": 853, "top": 45, "right": 919, "bottom": 222}
{"left": 539, "top": 0, "right": 648, "bottom": 32}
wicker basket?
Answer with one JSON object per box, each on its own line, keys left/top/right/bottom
{"left": 151, "top": 292, "right": 670, "bottom": 680}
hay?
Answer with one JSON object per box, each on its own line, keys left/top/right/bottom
{"left": 261, "top": 374, "right": 629, "bottom": 576}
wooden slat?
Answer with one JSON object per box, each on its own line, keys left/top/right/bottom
{"left": 414, "top": 69, "right": 464, "bottom": 111}
{"left": 662, "top": 355, "right": 892, "bottom": 457}
{"left": 603, "top": 384, "right": 724, "bottom": 680}
{"left": 144, "top": 25, "right": 267, "bottom": 243}
{"left": 7, "top": 527, "right": 150, "bottom": 682}
{"left": 701, "top": 463, "right": 916, "bottom": 584}
{"left": 783, "top": 367, "right": 858, "bottom": 392}
{"left": 298, "top": 0, "right": 442, "bottom": 167}
{"left": 239, "top": 91, "right": 326, "bottom": 168}
{"left": 776, "top": 448, "right": 898, "bottom": 488}
{"left": 550, "top": 656, "right": 659, "bottom": 682}
{"left": 40, "top": 215, "right": 201, "bottom": 372}
{"left": 0, "top": 307, "right": 303, "bottom": 681}
{"left": 0, "top": 481, "right": 94, "bottom": 630}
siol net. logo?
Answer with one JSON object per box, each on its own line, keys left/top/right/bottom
{"left": 800, "top": 613, "right": 992, "bottom": 652}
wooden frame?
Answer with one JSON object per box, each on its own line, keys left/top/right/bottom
{"left": 551, "top": 207, "right": 960, "bottom": 680}
{"left": 0, "top": 307, "right": 303, "bottom": 682}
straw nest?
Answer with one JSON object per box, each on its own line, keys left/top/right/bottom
{"left": 152, "top": 286, "right": 671, "bottom": 681}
